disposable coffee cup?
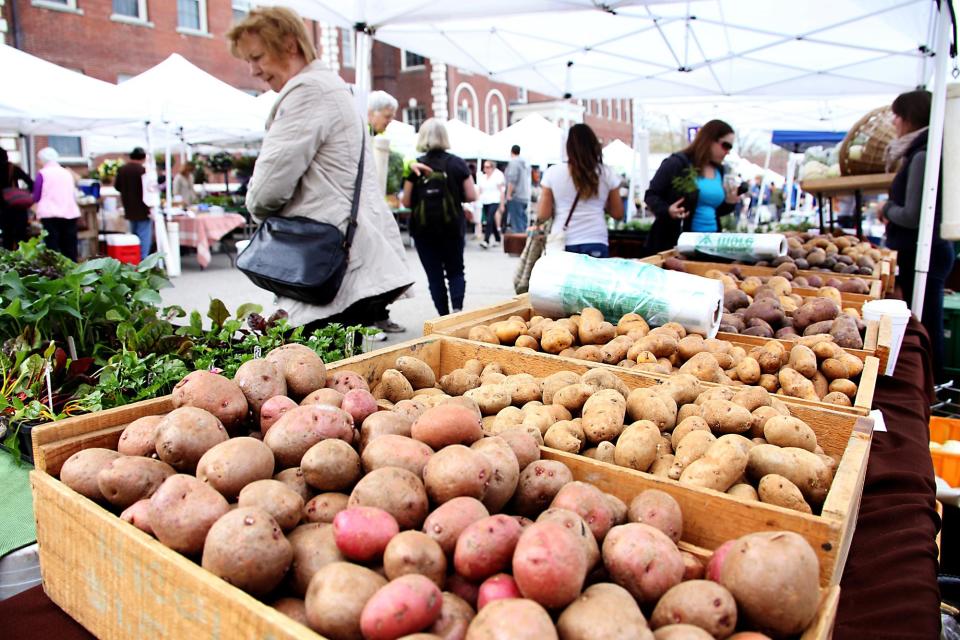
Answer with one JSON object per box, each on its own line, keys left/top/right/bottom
{"left": 862, "top": 299, "right": 911, "bottom": 376}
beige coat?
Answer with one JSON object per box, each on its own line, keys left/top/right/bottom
{"left": 246, "top": 61, "right": 412, "bottom": 326}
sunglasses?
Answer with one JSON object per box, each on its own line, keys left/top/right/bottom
{"left": 719, "top": 141, "right": 733, "bottom": 151}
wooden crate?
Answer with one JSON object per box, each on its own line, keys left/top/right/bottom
{"left": 424, "top": 295, "right": 883, "bottom": 415}
{"left": 642, "top": 252, "right": 884, "bottom": 301}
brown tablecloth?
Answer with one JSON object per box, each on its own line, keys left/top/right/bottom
{"left": 3, "top": 322, "right": 942, "bottom": 639}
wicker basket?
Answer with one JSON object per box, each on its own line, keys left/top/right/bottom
{"left": 839, "top": 106, "right": 896, "bottom": 176}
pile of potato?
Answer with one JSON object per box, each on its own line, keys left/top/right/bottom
{"left": 467, "top": 311, "right": 863, "bottom": 407}
{"left": 664, "top": 256, "right": 874, "bottom": 296}
{"left": 56, "top": 346, "right": 825, "bottom": 639}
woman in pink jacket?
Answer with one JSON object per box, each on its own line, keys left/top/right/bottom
{"left": 33, "top": 147, "right": 80, "bottom": 260}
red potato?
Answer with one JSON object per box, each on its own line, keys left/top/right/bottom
{"left": 476, "top": 574, "right": 521, "bottom": 609}
{"left": 680, "top": 551, "right": 705, "bottom": 580}
{"left": 495, "top": 429, "right": 541, "bottom": 470}
{"left": 233, "top": 358, "right": 287, "bottom": 419}
{"left": 333, "top": 507, "right": 400, "bottom": 562}
{"left": 287, "top": 523, "right": 345, "bottom": 597}
{"left": 429, "top": 592, "right": 476, "bottom": 640}
{"left": 264, "top": 404, "right": 355, "bottom": 468}
{"left": 362, "top": 435, "right": 434, "bottom": 477}
{"left": 148, "top": 474, "right": 230, "bottom": 555}
{"left": 360, "top": 411, "right": 414, "bottom": 451}
{"left": 511, "top": 459, "right": 573, "bottom": 517}
{"left": 453, "top": 515, "right": 523, "bottom": 582}
{"left": 445, "top": 574, "right": 480, "bottom": 610}
{"left": 512, "top": 521, "right": 589, "bottom": 609}
{"left": 271, "top": 597, "right": 308, "bottom": 627}
{"left": 120, "top": 499, "right": 153, "bottom": 535}
{"left": 327, "top": 370, "right": 370, "bottom": 394}
{"left": 260, "top": 395, "right": 298, "bottom": 435}
{"left": 342, "top": 388, "right": 379, "bottom": 425}
{"left": 535, "top": 508, "right": 600, "bottom": 569}
{"left": 602, "top": 523, "right": 684, "bottom": 604}
{"left": 117, "top": 415, "right": 163, "bottom": 457}
{"left": 305, "top": 561, "right": 385, "bottom": 639}
{"left": 201, "top": 507, "right": 293, "bottom": 597}
{"left": 422, "top": 497, "right": 490, "bottom": 557}
{"left": 266, "top": 343, "right": 327, "bottom": 398}
{"left": 550, "top": 481, "right": 616, "bottom": 543}
{"left": 195, "top": 437, "right": 275, "bottom": 500}
{"left": 155, "top": 407, "right": 229, "bottom": 473}
{"left": 274, "top": 467, "right": 312, "bottom": 502}
{"left": 706, "top": 540, "right": 735, "bottom": 582}
{"left": 360, "top": 575, "right": 444, "bottom": 640}
{"left": 627, "top": 489, "right": 683, "bottom": 544}
{"left": 97, "top": 455, "right": 175, "bottom": 508}
{"left": 171, "top": 370, "right": 248, "bottom": 432}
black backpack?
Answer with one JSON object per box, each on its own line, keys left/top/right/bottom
{"left": 411, "top": 155, "right": 461, "bottom": 237}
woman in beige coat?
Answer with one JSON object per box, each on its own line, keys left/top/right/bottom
{"left": 228, "top": 7, "right": 412, "bottom": 330}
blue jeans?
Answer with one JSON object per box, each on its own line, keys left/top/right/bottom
{"left": 413, "top": 233, "right": 466, "bottom": 316}
{"left": 506, "top": 199, "right": 528, "bottom": 233}
{"left": 128, "top": 219, "right": 153, "bottom": 262}
{"left": 565, "top": 243, "right": 609, "bottom": 258}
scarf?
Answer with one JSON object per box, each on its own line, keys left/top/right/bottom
{"left": 884, "top": 126, "right": 928, "bottom": 172}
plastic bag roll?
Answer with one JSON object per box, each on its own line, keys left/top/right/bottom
{"left": 528, "top": 253, "right": 724, "bottom": 337}
{"left": 676, "top": 232, "right": 787, "bottom": 262}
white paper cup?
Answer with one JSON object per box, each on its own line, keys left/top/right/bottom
{"left": 862, "top": 299, "right": 912, "bottom": 376}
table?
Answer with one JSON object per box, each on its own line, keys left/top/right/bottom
{"left": 173, "top": 213, "right": 246, "bottom": 268}
{"left": 800, "top": 173, "right": 894, "bottom": 237}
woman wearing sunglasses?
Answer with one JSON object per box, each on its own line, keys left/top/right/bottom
{"left": 645, "top": 119, "right": 739, "bottom": 253}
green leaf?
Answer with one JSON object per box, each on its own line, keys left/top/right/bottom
{"left": 105, "top": 309, "right": 125, "bottom": 322}
{"left": 2, "top": 297, "right": 22, "bottom": 319}
{"left": 235, "top": 303, "right": 262, "bottom": 320}
{"left": 207, "top": 299, "right": 230, "bottom": 329}
{"left": 133, "top": 289, "right": 162, "bottom": 305}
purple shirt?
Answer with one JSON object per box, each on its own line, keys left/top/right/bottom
{"left": 32, "top": 173, "right": 43, "bottom": 202}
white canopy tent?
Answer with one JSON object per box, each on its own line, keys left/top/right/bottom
{"left": 444, "top": 119, "right": 498, "bottom": 161}
{"left": 383, "top": 119, "right": 418, "bottom": 159}
{"left": 486, "top": 114, "right": 565, "bottom": 167}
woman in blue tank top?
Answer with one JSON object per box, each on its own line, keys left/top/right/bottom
{"left": 692, "top": 172, "right": 725, "bottom": 232}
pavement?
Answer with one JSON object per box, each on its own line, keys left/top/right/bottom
{"left": 159, "top": 234, "right": 522, "bottom": 347}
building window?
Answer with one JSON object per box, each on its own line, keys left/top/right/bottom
{"left": 402, "top": 50, "right": 426, "bottom": 70}
{"left": 457, "top": 104, "right": 472, "bottom": 126}
{"left": 340, "top": 28, "right": 355, "bottom": 68}
{"left": 48, "top": 136, "right": 83, "bottom": 160}
{"left": 488, "top": 105, "right": 501, "bottom": 135}
{"left": 177, "top": 0, "right": 208, "bottom": 33}
{"left": 232, "top": 0, "right": 251, "bottom": 22}
{"left": 403, "top": 106, "right": 427, "bottom": 131}
{"left": 32, "top": 0, "right": 82, "bottom": 13}
{"left": 517, "top": 87, "right": 528, "bottom": 104}
{"left": 614, "top": 99, "right": 621, "bottom": 122}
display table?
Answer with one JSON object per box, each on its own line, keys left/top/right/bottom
{"left": 799, "top": 173, "right": 894, "bottom": 237}
{"left": 173, "top": 213, "right": 246, "bottom": 268}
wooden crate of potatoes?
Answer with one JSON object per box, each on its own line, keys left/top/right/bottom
{"left": 424, "top": 295, "right": 882, "bottom": 416}
{"left": 29, "top": 336, "right": 854, "bottom": 639}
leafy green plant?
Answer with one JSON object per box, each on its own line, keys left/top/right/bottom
{"left": 94, "top": 159, "right": 122, "bottom": 183}
{"left": 387, "top": 150, "right": 405, "bottom": 195}
{"left": 671, "top": 166, "right": 700, "bottom": 195}
{"left": 193, "top": 157, "right": 209, "bottom": 184}
{"left": 209, "top": 152, "right": 235, "bottom": 193}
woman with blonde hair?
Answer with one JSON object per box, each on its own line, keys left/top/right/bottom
{"left": 227, "top": 7, "right": 412, "bottom": 331}
{"left": 401, "top": 118, "right": 477, "bottom": 315}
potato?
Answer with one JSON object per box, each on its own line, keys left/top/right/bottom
{"left": 730, "top": 387, "right": 771, "bottom": 413}
{"left": 59, "top": 448, "right": 123, "bottom": 501}
{"left": 496, "top": 429, "right": 540, "bottom": 470}
{"left": 120, "top": 499, "right": 154, "bottom": 535}
{"left": 202, "top": 507, "right": 292, "bottom": 596}
{"left": 541, "top": 326, "right": 575, "bottom": 354}
{"left": 464, "top": 385, "right": 512, "bottom": 416}
{"left": 301, "top": 438, "right": 362, "bottom": 492}
{"left": 777, "top": 367, "right": 819, "bottom": 402}
{"left": 233, "top": 358, "right": 287, "bottom": 419}
{"left": 574, "top": 388, "right": 625, "bottom": 444}
{"left": 264, "top": 404, "right": 354, "bottom": 468}
{"left": 429, "top": 592, "right": 475, "bottom": 639}
{"left": 359, "top": 435, "right": 433, "bottom": 478}
{"left": 511, "top": 459, "right": 574, "bottom": 517}
{"left": 830, "top": 314, "right": 864, "bottom": 349}
{"left": 453, "top": 514, "right": 524, "bottom": 581}
{"left": 261, "top": 395, "right": 299, "bottom": 435}
{"left": 669, "top": 430, "right": 716, "bottom": 480}
{"left": 652, "top": 624, "right": 714, "bottom": 639}
{"left": 718, "top": 532, "right": 820, "bottom": 637}
{"left": 792, "top": 298, "right": 839, "bottom": 333}
{"left": 155, "top": 407, "right": 229, "bottom": 473}
{"left": 149, "top": 474, "right": 230, "bottom": 555}
{"left": 679, "top": 435, "right": 750, "bottom": 492}
{"left": 237, "top": 479, "right": 304, "bottom": 531}
{"left": 332, "top": 506, "right": 400, "bottom": 562}
{"left": 423, "top": 444, "right": 491, "bottom": 504}
{"left": 382, "top": 530, "right": 447, "bottom": 587}
{"left": 304, "top": 492, "right": 349, "bottom": 524}
{"left": 465, "top": 598, "right": 557, "bottom": 640}
{"left": 600, "top": 336, "right": 635, "bottom": 364}
{"left": 512, "top": 521, "right": 590, "bottom": 609}
{"left": 326, "top": 370, "right": 370, "bottom": 394}
{"left": 822, "top": 391, "right": 853, "bottom": 406}
{"left": 614, "top": 420, "right": 662, "bottom": 472}
{"left": 395, "top": 356, "right": 437, "bottom": 390}
{"left": 758, "top": 474, "right": 812, "bottom": 513}
{"left": 651, "top": 580, "right": 737, "bottom": 638}
{"left": 413, "top": 404, "right": 484, "bottom": 449}
{"left": 195, "top": 436, "right": 275, "bottom": 500}
{"left": 670, "top": 416, "right": 709, "bottom": 449}
{"left": 361, "top": 575, "right": 444, "bottom": 640}
{"left": 172, "top": 370, "right": 249, "bottom": 431}
{"left": 828, "top": 378, "right": 858, "bottom": 399}
{"left": 271, "top": 597, "right": 308, "bottom": 626}
{"left": 536, "top": 508, "right": 601, "bottom": 570}
{"left": 762, "top": 415, "right": 817, "bottom": 452}
{"left": 301, "top": 387, "right": 345, "bottom": 408}
{"left": 700, "top": 400, "right": 752, "bottom": 434}
{"left": 541, "top": 371, "right": 581, "bottom": 404}
{"left": 288, "top": 523, "right": 345, "bottom": 596}
{"left": 627, "top": 489, "right": 682, "bottom": 543}
{"left": 727, "top": 483, "right": 759, "bottom": 501}
{"left": 340, "top": 388, "right": 379, "bottom": 426}
{"left": 678, "top": 352, "right": 724, "bottom": 383}
{"left": 305, "top": 561, "right": 386, "bottom": 640}
{"left": 503, "top": 374, "right": 543, "bottom": 406}
{"left": 349, "top": 466, "right": 430, "bottom": 530}
{"left": 552, "top": 383, "right": 593, "bottom": 413}
{"left": 551, "top": 480, "right": 618, "bottom": 543}
{"left": 747, "top": 444, "right": 833, "bottom": 503}
{"left": 471, "top": 437, "right": 521, "bottom": 513}
{"left": 267, "top": 343, "right": 327, "bottom": 398}
{"left": 96, "top": 456, "right": 175, "bottom": 508}
{"left": 468, "top": 325, "right": 500, "bottom": 345}
{"left": 273, "top": 466, "right": 311, "bottom": 502}
{"left": 602, "top": 523, "right": 684, "bottom": 604}
{"left": 377, "top": 368, "right": 416, "bottom": 404}
{"left": 787, "top": 344, "right": 818, "bottom": 379}
{"left": 360, "top": 411, "right": 414, "bottom": 451}
{"left": 557, "top": 582, "right": 653, "bottom": 640}
{"left": 544, "top": 420, "right": 585, "bottom": 453}
{"left": 624, "top": 388, "right": 677, "bottom": 432}
{"left": 117, "top": 415, "right": 163, "bottom": 457}
{"left": 422, "top": 496, "right": 490, "bottom": 557}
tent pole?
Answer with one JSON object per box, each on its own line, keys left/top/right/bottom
{"left": 757, "top": 132, "right": 773, "bottom": 221}
{"left": 355, "top": 28, "right": 373, "bottom": 116}
{"left": 164, "top": 122, "right": 173, "bottom": 211}
{"left": 912, "top": 2, "right": 951, "bottom": 319}
{"left": 627, "top": 99, "right": 639, "bottom": 221}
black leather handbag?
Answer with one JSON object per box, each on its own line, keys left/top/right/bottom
{"left": 237, "top": 129, "right": 365, "bottom": 305}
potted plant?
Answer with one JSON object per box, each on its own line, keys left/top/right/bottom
{"left": 671, "top": 166, "right": 700, "bottom": 214}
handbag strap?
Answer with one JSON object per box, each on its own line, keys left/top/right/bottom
{"left": 343, "top": 126, "right": 366, "bottom": 250}
{"left": 562, "top": 191, "right": 581, "bottom": 231}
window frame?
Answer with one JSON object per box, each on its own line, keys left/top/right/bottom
{"left": 401, "top": 49, "right": 426, "bottom": 71}
{"left": 340, "top": 27, "right": 355, "bottom": 68}
{"left": 403, "top": 106, "right": 427, "bottom": 132}
{"left": 176, "top": 0, "right": 209, "bottom": 36}
{"left": 231, "top": 0, "right": 251, "bottom": 23}
{"left": 110, "top": 0, "right": 151, "bottom": 27}
{"left": 46, "top": 135, "right": 84, "bottom": 163}
{"left": 31, "top": 0, "right": 83, "bottom": 14}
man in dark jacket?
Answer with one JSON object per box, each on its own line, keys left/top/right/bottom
{"left": 114, "top": 147, "right": 152, "bottom": 260}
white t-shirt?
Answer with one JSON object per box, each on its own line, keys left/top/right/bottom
{"left": 476, "top": 169, "right": 505, "bottom": 206}
{"left": 541, "top": 162, "right": 619, "bottom": 246}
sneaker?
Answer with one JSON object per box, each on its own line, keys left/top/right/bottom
{"left": 369, "top": 331, "right": 388, "bottom": 342}
{"left": 490, "top": 240, "right": 501, "bottom": 247}
{"left": 479, "top": 241, "right": 489, "bottom": 249}
{"left": 374, "top": 319, "right": 406, "bottom": 333}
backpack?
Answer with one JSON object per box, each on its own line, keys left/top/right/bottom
{"left": 411, "top": 155, "right": 461, "bottom": 237}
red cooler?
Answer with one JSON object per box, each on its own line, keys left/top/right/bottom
{"left": 106, "top": 234, "right": 141, "bottom": 264}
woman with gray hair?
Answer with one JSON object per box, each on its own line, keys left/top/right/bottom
{"left": 367, "top": 90, "right": 399, "bottom": 135}
{"left": 33, "top": 147, "right": 81, "bottom": 260}
{"left": 401, "top": 118, "right": 477, "bottom": 315}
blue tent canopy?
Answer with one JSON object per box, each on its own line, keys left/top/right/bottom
{"left": 771, "top": 130, "right": 847, "bottom": 153}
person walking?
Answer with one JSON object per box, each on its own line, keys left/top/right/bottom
{"left": 173, "top": 162, "right": 196, "bottom": 207}
{"left": 32, "top": 147, "right": 80, "bottom": 261}
{"left": 536, "top": 123, "right": 623, "bottom": 257}
{"left": 476, "top": 160, "right": 504, "bottom": 248}
{"left": 114, "top": 147, "right": 153, "bottom": 261}
{"left": 0, "top": 148, "right": 34, "bottom": 250}
{"left": 504, "top": 145, "right": 531, "bottom": 233}
{"left": 644, "top": 119, "right": 739, "bottom": 253}
{"left": 401, "top": 118, "right": 477, "bottom": 316}
{"left": 880, "top": 89, "right": 954, "bottom": 382}
{"left": 229, "top": 7, "right": 413, "bottom": 332}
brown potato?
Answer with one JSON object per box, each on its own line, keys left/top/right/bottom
{"left": 301, "top": 438, "right": 362, "bottom": 492}
{"left": 274, "top": 467, "right": 311, "bottom": 502}
{"left": 361, "top": 434, "right": 434, "bottom": 477}
{"left": 202, "top": 507, "right": 292, "bottom": 596}
{"left": 233, "top": 358, "right": 287, "bottom": 419}
{"left": 172, "top": 370, "right": 249, "bottom": 431}
{"left": 557, "top": 583, "right": 653, "bottom": 640}
{"left": 287, "top": 523, "right": 344, "bottom": 596}
{"left": 349, "top": 466, "right": 430, "bottom": 530}
{"left": 148, "top": 474, "right": 230, "bottom": 555}
{"left": 267, "top": 343, "right": 327, "bottom": 398}
{"left": 423, "top": 444, "right": 492, "bottom": 505}
{"left": 762, "top": 415, "right": 818, "bottom": 452}
{"left": 700, "top": 400, "right": 752, "bottom": 435}
{"left": 757, "top": 474, "right": 812, "bottom": 513}
{"left": 650, "top": 580, "right": 737, "bottom": 638}
{"left": 395, "top": 356, "right": 437, "bottom": 390}
{"left": 59, "top": 448, "right": 123, "bottom": 501}
{"left": 465, "top": 598, "right": 556, "bottom": 639}
{"left": 497, "top": 429, "right": 541, "bottom": 470}
{"left": 238, "top": 479, "right": 304, "bottom": 531}
{"left": 383, "top": 530, "right": 447, "bottom": 587}
{"left": 117, "top": 416, "right": 163, "bottom": 457}
{"left": 614, "top": 420, "right": 662, "bottom": 473}
{"left": 429, "top": 592, "right": 476, "bottom": 639}
{"left": 303, "top": 492, "right": 349, "bottom": 524}
{"left": 97, "top": 455, "right": 175, "bottom": 508}
{"left": 195, "top": 436, "right": 275, "bottom": 500}
{"left": 155, "top": 406, "right": 229, "bottom": 473}
{"left": 305, "top": 561, "right": 386, "bottom": 640}
{"left": 359, "top": 411, "right": 413, "bottom": 451}
{"left": 471, "top": 436, "right": 521, "bottom": 513}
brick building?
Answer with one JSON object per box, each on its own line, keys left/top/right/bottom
{"left": 1, "top": 0, "right": 633, "bottom": 166}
